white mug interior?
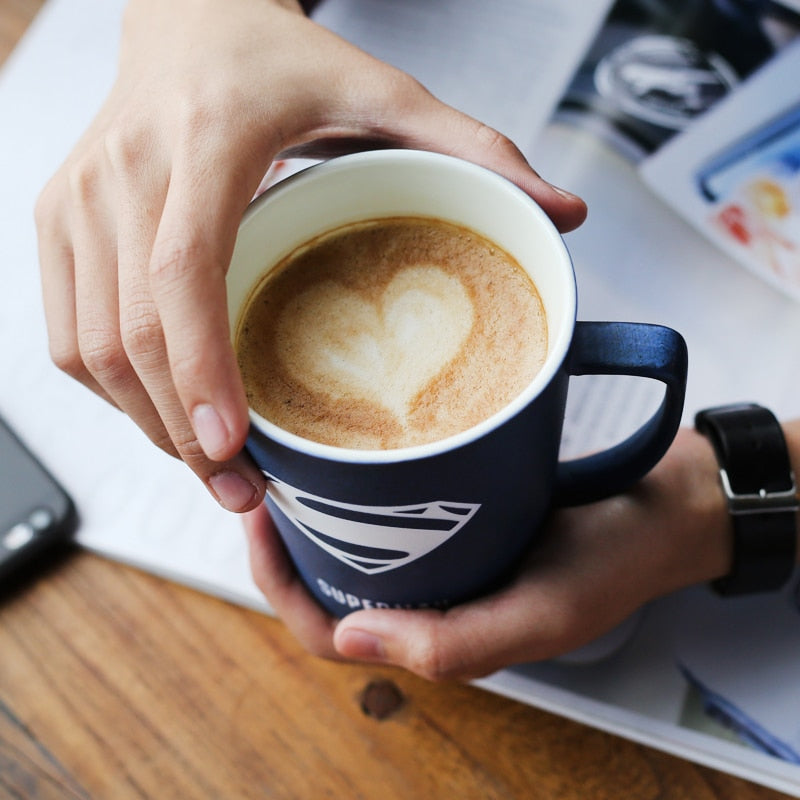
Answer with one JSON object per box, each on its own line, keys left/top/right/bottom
{"left": 226, "top": 149, "right": 577, "bottom": 464}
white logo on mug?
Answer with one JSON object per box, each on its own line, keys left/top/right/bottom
{"left": 265, "top": 476, "right": 480, "bottom": 574}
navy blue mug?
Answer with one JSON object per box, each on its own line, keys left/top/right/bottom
{"left": 227, "top": 150, "right": 688, "bottom": 617}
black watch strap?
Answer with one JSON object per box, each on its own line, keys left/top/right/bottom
{"left": 695, "top": 403, "right": 798, "bottom": 595}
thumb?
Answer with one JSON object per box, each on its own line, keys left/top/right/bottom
{"left": 332, "top": 593, "right": 569, "bottom": 681}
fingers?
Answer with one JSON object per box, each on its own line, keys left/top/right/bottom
{"left": 246, "top": 498, "right": 660, "bottom": 682}
{"left": 366, "top": 74, "right": 587, "bottom": 233}
{"left": 71, "top": 145, "right": 175, "bottom": 448}
{"left": 112, "top": 139, "right": 266, "bottom": 510}
{"left": 324, "top": 439, "right": 727, "bottom": 682}
{"left": 36, "top": 2, "right": 585, "bottom": 524}
{"left": 243, "top": 499, "right": 588, "bottom": 676}
{"left": 332, "top": 585, "right": 578, "bottom": 682}
{"left": 37, "top": 121, "right": 267, "bottom": 512}
{"left": 440, "top": 119, "right": 587, "bottom": 233}
{"left": 332, "top": 506, "right": 646, "bottom": 681}
{"left": 146, "top": 146, "right": 256, "bottom": 463}
{"left": 36, "top": 178, "right": 117, "bottom": 407}
{"left": 431, "top": 116, "right": 587, "bottom": 233}
{"left": 244, "top": 503, "right": 340, "bottom": 658}
{"left": 36, "top": 1, "right": 310, "bottom": 510}
{"left": 276, "top": 53, "right": 586, "bottom": 232}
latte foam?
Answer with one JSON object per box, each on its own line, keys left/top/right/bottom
{"left": 236, "top": 217, "right": 547, "bottom": 449}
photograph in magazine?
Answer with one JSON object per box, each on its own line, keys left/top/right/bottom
{"left": 642, "top": 38, "right": 800, "bottom": 300}
{"left": 554, "top": 0, "right": 800, "bottom": 161}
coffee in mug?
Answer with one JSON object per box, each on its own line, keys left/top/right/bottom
{"left": 235, "top": 216, "right": 548, "bottom": 450}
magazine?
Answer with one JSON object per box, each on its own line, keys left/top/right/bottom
{"left": 557, "top": 0, "right": 800, "bottom": 299}
{"left": 641, "top": 42, "right": 800, "bottom": 300}
{"left": 1, "top": 0, "right": 799, "bottom": 794}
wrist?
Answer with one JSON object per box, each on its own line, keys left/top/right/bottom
{"left": 673, "top": 416, "right": 800, "bottom": 591}
{"left": 680, "top": 428, "right": 736, "bottom": 584}
{"left": 647, "top": 427, "right": 733, "bottom": 595}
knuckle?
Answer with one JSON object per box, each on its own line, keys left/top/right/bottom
{"left": 170, "top": 428, "right": 207, "bottom": 464}
{"left": 298, "top": 634, "right": 337, "bottom": 661}
{"left": 168, "top": 90, "right": 236, "bottom": 158}
{"left": 538, "top": 601, "right": 584, "bottom": 658}
{"left": 406, "top": 631, "right": 456, "bottom": 683}
{"left": 147, "top": 427, "right": 181, "bottom": 460}
{"left": 473, "top": 123, "right": 514, "bottom": 158}
{"left": 148, "top": 236, "right": 205, "bottom": 292}
{"left": 376, "top": 68, "right": 430, "bottom": 117}
{"left": 177, "top": 95, "right": 217, "bottom": 139}
{"left": 119, "top": 300, "right": 164, "bottom": 363}
{"left": 78, "top": 325, "right": 130, "bottom": 384}
{"left": 48, "top": 338, "right": 85, "bottom": 380}
{"left": 167, "top": 347, "right": 208, "bottom": 392}
{"left": 34, "top": 178, "right": 61, "bottom": 230}
{"left": 554, "top": 596, "right": 583, "bottom": 636}
{"left": 383, "top": 67, "right": 424, "bottom": 100}
{"left": 67, "top": 154, "right": 103, "bottom": 207}
{"left": 248, "top": 559, "right": 270, "bottom": 599}
{"left": 103, "top": 123, "right": 152, "bottom": 178}
{"left": 175, "top": 81, "right": 245, "bottom": 137}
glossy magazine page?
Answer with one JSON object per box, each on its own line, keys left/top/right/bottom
{"left": 641, "top": 43, "right": 800, "bottom": 300}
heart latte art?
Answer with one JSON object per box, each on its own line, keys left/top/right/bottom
{"left": 236, "top": 217, "right": 548, "bottom": 450}
{"left": 279, "top": 266, "right": 473, "bottom": 424}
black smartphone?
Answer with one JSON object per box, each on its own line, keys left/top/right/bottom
{"left": 0, "top": 413, "right": 77, "bottom": 586}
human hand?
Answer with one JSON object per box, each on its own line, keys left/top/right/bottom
{"left": 36, "top": 0, "right": 586, "bottom": 512}
{"left": 244, "top": 429, "right": 731, "bottom": 680}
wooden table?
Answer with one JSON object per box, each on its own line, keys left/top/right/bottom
{"left": 0, "top": 3, "right": 794, "bottom": 798}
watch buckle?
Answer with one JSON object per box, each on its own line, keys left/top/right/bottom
{"left": 720, "top": 468, "right": 800, "bottom": 516}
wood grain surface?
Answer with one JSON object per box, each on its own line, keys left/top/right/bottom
{"left": 0, "top": 2, "right": 793, "bottom": 798}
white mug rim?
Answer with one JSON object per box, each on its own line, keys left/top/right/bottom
{"left": 231, "top": 149, "right": 577, "bottom": 465}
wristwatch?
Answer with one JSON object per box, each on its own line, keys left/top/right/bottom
{"left": 695, "top": 403, "right": 798, "bottom": 595}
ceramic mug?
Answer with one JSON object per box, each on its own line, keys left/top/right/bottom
{"left": 226, "top": 150, "right": 688, "bottom": 617}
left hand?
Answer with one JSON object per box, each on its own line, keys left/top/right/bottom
{"left": 36, "top": 0, "right": 586, "bottom": 514}
{"left": 244, "top": 428, "right": 731, "bottom": 681}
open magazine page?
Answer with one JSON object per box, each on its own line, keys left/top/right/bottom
{"left": 501, "top": 0, "right": 800, "bottom": 783}
{"left": 480, "top": 111, "right": 800, "bottom": 786}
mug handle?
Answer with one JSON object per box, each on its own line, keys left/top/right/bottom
{"left": 554, "top": 321, "right": 688, "bottom": 506}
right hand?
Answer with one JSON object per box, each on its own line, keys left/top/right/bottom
{"left": 244, "top": 427, "right": 735, "bottom": 679}
{"left": 36, "top": 0, "right": 587, "bottom": 512}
